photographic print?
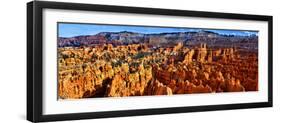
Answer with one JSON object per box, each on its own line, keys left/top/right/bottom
{"left": 27, "top": 1, "right": 272, "bottom": 122}
{"left": 57, "top": 23, "right": 259, "bottom": 99}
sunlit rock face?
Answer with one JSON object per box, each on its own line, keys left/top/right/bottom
{"left": 58, "top": 32, "right": 258, "bottom": 99}
{"left": 104, "top": 63, "right": 153, "bottom": 97}
{"left": 146, "top": 80, "right": 173, "bottom": 95}
{"left": 183, "top": 49, "right": 195, "bottom": 64}
{"left": 195, "top": 43, "right": 208, "bottom": 62}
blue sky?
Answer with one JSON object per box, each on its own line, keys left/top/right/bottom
{"left": 58, "top": 23, "right": 258, "bottom": 38}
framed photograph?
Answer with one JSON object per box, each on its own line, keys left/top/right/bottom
{"left": 27, "top": 1, "right": 273, "bottom": 122}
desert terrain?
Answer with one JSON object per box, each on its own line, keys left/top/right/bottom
{"left": 58, "top": 31, "right": 258, "bottom": 99}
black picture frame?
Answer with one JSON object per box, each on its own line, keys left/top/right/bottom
{"left": 27, "top": 1, "right": 273, "bottom": 122}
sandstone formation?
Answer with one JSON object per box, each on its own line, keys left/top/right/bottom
{"left": 58, "top": 37, "right": 258, "bottom": 99}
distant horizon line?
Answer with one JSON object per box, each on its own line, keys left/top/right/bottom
{"left": 58, "top": 23, "right": 258, "bottom": 38}
{"left": 59, "top": 30, "right": 258, "bottom": 38}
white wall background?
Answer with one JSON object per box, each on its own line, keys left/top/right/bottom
{"left": 0, "top": 0, "right": 279, "bottom": 122}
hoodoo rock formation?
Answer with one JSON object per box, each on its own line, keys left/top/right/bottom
{"left": 58, "top": 31, "right": 258, "bottom": 99}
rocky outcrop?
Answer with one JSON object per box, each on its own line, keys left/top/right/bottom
{"left": 195, "top": 43, "right": 208, "bottom": 62}
{"left": 147, "top": 80, "right": 173, "bottom": 95}
{"left": 58, "top": 40, "right": 258, "bottom": 99}
{"left": 183, "top": 49, "right": 195, "bottom": 64}
{"left": 106, "top": 75, "right": 128, "bottom": 97}
{"left": 171, "top": 80, "right": 212, "bottom": 94}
